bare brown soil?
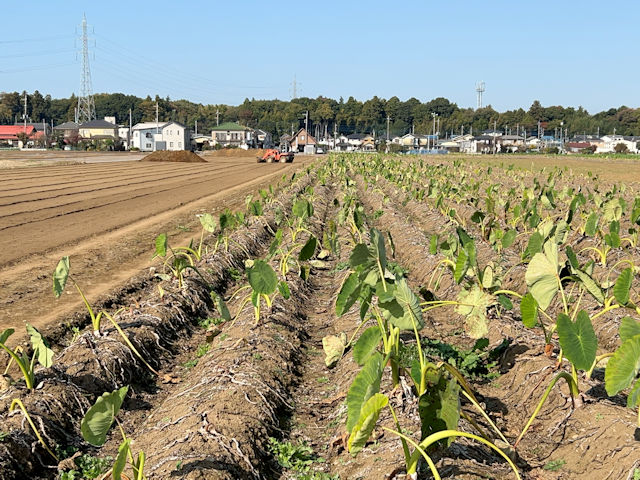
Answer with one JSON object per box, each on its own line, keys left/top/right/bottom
{"left": 0, "top": 153, "right": 315, "bottom": 337}
{"left": 140, "top": 150, "right": 207, "bottom": 163}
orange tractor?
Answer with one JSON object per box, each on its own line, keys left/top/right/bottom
{"left": 257, "top": 149, "right": 295, "bottom": 163}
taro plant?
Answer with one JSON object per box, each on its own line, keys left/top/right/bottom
{"left": 9, "top": 398, "right": 59, "bottom": 462}
{"left": 152, "top": 233, "right": 200, "bottom": 288}
{"left": 0, "top": 324, "right": 53, "bottom": 390}
{"left": 333, "top": 231, "right": 518, "bottom": 479}
{"left": 228, "top": 259, "right": 290, "bottom": 325}
{"left": 81, "top": 386, "right": 146, "bottom": 480}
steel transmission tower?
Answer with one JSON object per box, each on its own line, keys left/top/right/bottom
{"left": 78, "top": 14, "right": 96, "bottom": 123}
{"left": 476, "top": 81, "right": 485, "bottom": 109}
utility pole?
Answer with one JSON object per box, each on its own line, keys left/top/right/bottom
{"left": 23, "top": 92, "right": 27, "bottom": 133}
{"left": 493, "top": 119, "right": 497, "bottom": 154}
{"left": 386, "top": 115, "right": 390, "bottom": 142}
{"left": 305, "top": 111, "right": 308, "bottom": 133}
{"left": 128, "top": 108, "right": 132, "bottom": 150}
{"left": 216, "top": 109, "right": 219, "bottom": 126}
{"left": 195, "top": 119, "right": 198, "bottom": 136}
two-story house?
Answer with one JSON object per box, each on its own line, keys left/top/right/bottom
{"left": 211, "top": 122, "right": 254, "bottom": 148}
{"left": 131, "top": 121, "right": 188, "bottom": 151}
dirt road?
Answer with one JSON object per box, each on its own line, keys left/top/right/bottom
{"left": 0, "top": 153, "right": 315, "bottom": 335}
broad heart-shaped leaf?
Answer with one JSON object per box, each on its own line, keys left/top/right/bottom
{"left": 199, "top": 213, "right": 217, "bottom": 232}
{"left": 620, "top": 316, "right": 640, "bottom": 343}
{"left": 614, "top": 268, "right": 633, "bottom": 306}
{"left": 453, "top": 248, "right": 469, "bottom": 284}
{"left": 418, "top": 374, "right": 460, "bottom": 448}
{"left": 584, "top": 212, "right": 599, "bottom": 237}
{"left": 574, "top": 270, "right": 604, "bottom": 305}
{"left": 525, "top": 242, "right": 559, "bottom": 311}
{"left": 557, "top": 311, "right": 597, "bottom": 371}
{"left": 349, "top": 243, "right": 372, "bottom": 268}
{"left": 112, "top": 438, "right": 130, "bottom": 480}
{"left": 292, "top": 199, "right": 313, "bottom": 219}
{"left": 154, "top": 234, "right": 167, "bottom": 258}
{"left": 565, "top": 245, "right": 579, "bottom": 271}
{"left": 347, "top": 393, "right": 388, "bottom": 455}
{"left": 346, "top": 353, "right": 384, "bottom": 433}
{"left": 456, "top": 227, "right": 476, "bottom": 268}
{"left": 627, "top": 378, "right": 640, "bottom": 408}
{"left": 322, "top": 333, "right": 347, "bottom": 368}
{"left": 336, "top": 273, "right": 361, "bottom": 316}
{"left": 0, "top": 328, "right": 14, "bottom": 345}
{"left": 247, "top": 260, "right": 277, "bottom": 295}
{"left": 605, "top": 335, "right": 640, "bottom": 396}
{"left": 455, "top": 285, "right": 494, "bottom": 339}
{"left": 26, "top": 323, "right": 53, "bottom": 368}
{"left": 520, "top": 293, "right": 538, "bottom": 328}
{"left": 502, "top": 229, "right": 516, "bottom": 249}
{"left": 277, "top": 281, "right": 290, "bottom": 299}
{"left": 81, "top": 386, "right": 129, "bottom": 446}
{"left": 370, "top": 229, "right": 387, "bottom": 274}
{"left": 298, "top": 235, "right": 317, "bottom": 261}
{"left": 522, "top": 231, "right": 543, "bottom": 260}
{"left": 53, "top": 256, "right": 70, "bottom": 298}
{"left": 353, "top": 326, "right": 382, "bottom": 366}
{"left": 389, "top": 278, "right": 424, "bottom": 331}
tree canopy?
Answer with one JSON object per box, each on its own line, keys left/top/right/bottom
{"left": 1, "top": 91, "right": 638, "bottom": 139}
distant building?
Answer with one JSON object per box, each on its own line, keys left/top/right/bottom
{"left": 131, "top": 121, "right": 189, "bottom": 151}
{"left": 211, "top": 122, "right": 254, "bottom": 148}
{"left": 0, "top": 125, "right": 41, "bottom": 147}
{"left": 79, "top": 119, "right": 118, "bottom": 141}
{"left": 290, "top": 128, "right": 316, "bottom": 153}
{"left": 53, "top": 121, "right": 80, "bottom": 140}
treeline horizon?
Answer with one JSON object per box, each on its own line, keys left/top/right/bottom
{"left": 1, "top": 90, "right": 639, "bottom": 139}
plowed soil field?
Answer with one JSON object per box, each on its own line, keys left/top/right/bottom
{"left": 0, "top": 153, "right": 314, "bottom": 336}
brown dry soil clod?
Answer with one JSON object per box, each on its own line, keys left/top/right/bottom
{"left": 140, "top": 151, "right": 208, "bottom": 163}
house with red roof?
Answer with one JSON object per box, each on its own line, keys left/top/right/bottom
{"left": 0, "top": 125, "right": 43, "bottom": 148}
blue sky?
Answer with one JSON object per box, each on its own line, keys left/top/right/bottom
{"left": 0, "top": 0, "right": 637, "bottom": 113}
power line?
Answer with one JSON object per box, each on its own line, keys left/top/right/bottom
{"left": 0, "top": 62, "right": 77, "bottom": 74}
{"left": 0, "top": 34, "right": 75, "bottom": 44}
{"left": 0, "top": 48, "right": 75, "bottom": 59}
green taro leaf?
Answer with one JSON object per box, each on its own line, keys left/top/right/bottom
{"left": 584, "top": 212, "right": 598, "bottom": 237}
{"left": 199, "top": 213, "right": 216, "bottom": 232}
{"left": 455, "top": 285, "right": 494, "bottom": 338}
{"left": 348, "top": 393, "right": 388, "bottom": 455}
{"left": 429, "top": 234, "right": 438, "bottom": 254}
{"left": 574, "top": 270, "right": 604, "bottom": 305}
{"left": 353, "top": 326, "right": 382, "bottom": 366}
{"left": 322, "top": 333, "right": 347, "bottom": 368}
{"left": 0, "top": 328, "right": 14, "bottom": 345}
{"left": 112, "top": 438, "right": 131, "bottom": 480}
{"left": 247, "top": 260, "right": 277, "bottom": 295}
{"left": 619, "top": 316, "right": 640, "bottom": 343}
{"left": 277, "top": 281, "right": 290, "bottom": 299}
{"left": 525, "top": 242, "right": 559, "bottom": 311}
{"left": 557, "top": 311, "right": 597, "bottom": 371}
{"left": 26, "top": 323, "right": 53, "bottom": 368}
{"left": 349, "top": 244, "right": 372, "bottom": 268}
{"left": 292, "top": 199, "right": 313, "bottom": 219}
{"left": 336, "top": 273, "right": 361, "bottom": 316}
{"left": 523, "top": 231, "right": 543, "bottom": 260}
{"left": 565, "top": 246, "right": 579, "bottom": 271}
{"left": 605, "top": 335, "right": 640, "bottom": 396}
{"left": 370, "top": 229, "right": 387, "bottom": 273}
{"left": 497, "top": 294, "right": 513, "bottom": 311}
{"left": 520, "top": 293, "right": 538, "bottom": 328}
{"left": 502, "top": 229, "right": 516, "bottom": 249}
{"left": 614, "top": 268, "right": 633, "bottom": 306}
{"left": 627, "top": 378, "right": 640, "bottom": 408}
{"left": 418, "top": 374, "right": 461, "bottom": 448}
{"left": 81, "top": 386, "right": 129, "bottom": 446}
{"left": 346, "top": 353, "right": 384, "bottom": 433}
{"left": 53, "top": 256, "right": 70, "bottom": 298}
{"left": 154, "top": 233, "right": 168, "bottom": 258}
{"left": 454, "top": 249, "right": 469, "bottom": 284}
{"left": 298, "top": 235, "right": 317, "bottom": 261}
{"left": 388, "top": 278, "right": 424, "bottom": 331}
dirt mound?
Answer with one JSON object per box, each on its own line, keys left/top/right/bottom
{"left": 140, "top": 150, "right": 207, "bottom": 163}
{"left": 203, "top": 148, "right": 264, "bottom": 158}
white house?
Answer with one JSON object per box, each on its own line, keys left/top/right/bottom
{"left": 131, "top": 121, "right": 189, "bottom": 151}
{"left": 598, "top": 135, "right": 639, "bottom": 153}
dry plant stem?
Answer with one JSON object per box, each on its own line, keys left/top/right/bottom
{"left": 9, "top": 398, "right": 59, "bottom": 462}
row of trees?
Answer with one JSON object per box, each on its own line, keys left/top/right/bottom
{"left": 1, "top": 91, "right": 639, "bottom": 139}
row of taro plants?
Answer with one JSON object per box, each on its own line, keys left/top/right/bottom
{"left": 318, "top": 153, "right": 640, "bottom": 478}
{"left": 0, "top": 168, "right": 323, "bottom": 480}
